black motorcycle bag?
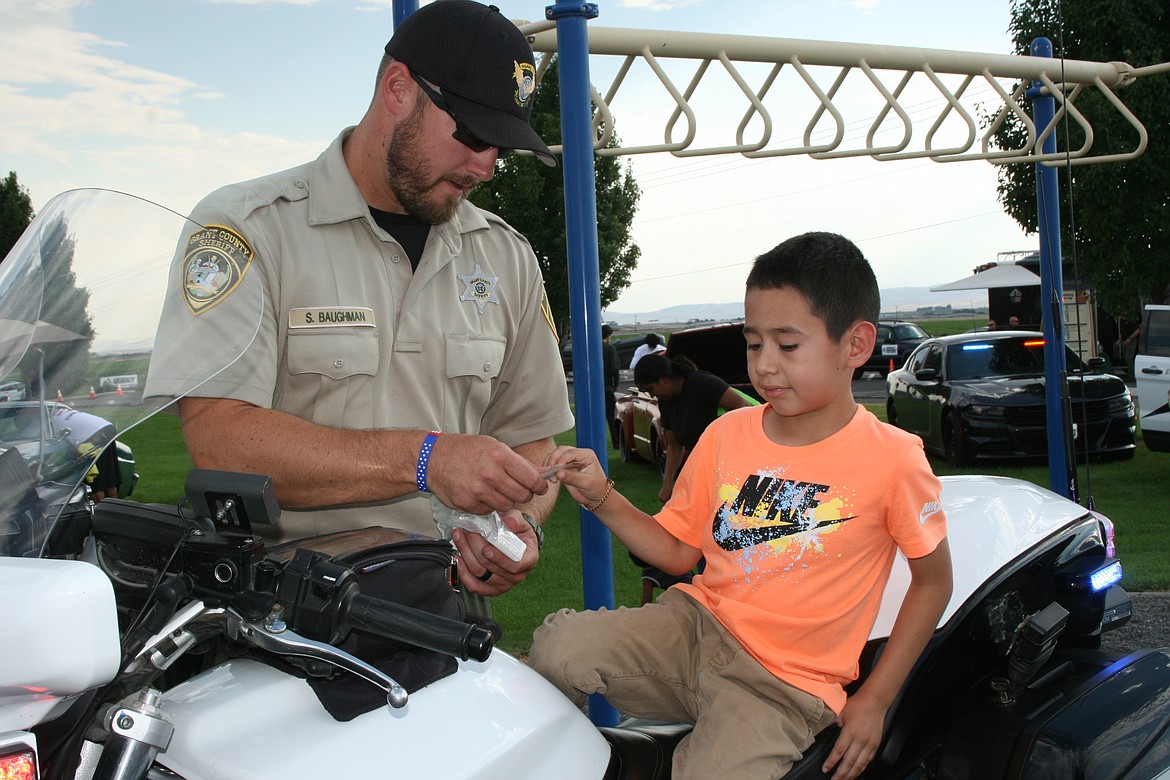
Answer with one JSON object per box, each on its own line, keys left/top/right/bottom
{"left": 267, "top": 527, "right": 479, "bottom": 721}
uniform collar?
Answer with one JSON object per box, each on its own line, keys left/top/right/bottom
{"left": 308, "top": 127, "right": 492, "bottom": 245}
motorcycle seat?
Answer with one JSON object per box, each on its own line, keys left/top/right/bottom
{"left": 599, "top": 720, "right": 692, "bottom": 780}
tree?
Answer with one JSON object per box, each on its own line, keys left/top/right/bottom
{"left": 9, "top": 206, "right": 95, "bottom": 395}
{"left": 993, "top": 0, "right": 1170, "bottom": 317}
{"left": 470, "top": 57, "right": 641, "bottom": 336}
{"left": 0, "top": 171, "right": 35, "bottom": 261}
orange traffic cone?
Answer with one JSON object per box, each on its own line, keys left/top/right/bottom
{"left": 889, "top": 358, "right": 895, "bottom": 374}
{"left": 116, "top": 384, "right": 123, "bottom": 396}
{"left": 57, "top": 389, "right": 64, "bottom": 402}
{"left": 89, "top": 386, "right": 97, "bottom": 399}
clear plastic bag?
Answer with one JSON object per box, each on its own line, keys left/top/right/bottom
{"left": 429, "top": 496, "right": 526, "bottom": 562}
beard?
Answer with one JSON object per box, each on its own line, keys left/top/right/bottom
{"left": 385, "top": 101, "right": 478, "bottom": 225}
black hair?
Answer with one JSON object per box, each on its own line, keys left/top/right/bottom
{"left": 602, "top": 324, "right": 614, "bottom": 339}
{"left": 634, "top": 353, "right": 697, "bottom": 385}
{"left": 745, "top": 232, "right": 879, "bottom": 342}
{"left": 642, "top": 333, "right": 664, "bottom": 347}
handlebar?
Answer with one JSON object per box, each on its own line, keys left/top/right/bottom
{"left": 344, "top": 592, "right": 495, "bottom": 662}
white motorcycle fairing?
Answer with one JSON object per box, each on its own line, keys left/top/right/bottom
{"left": 156, "top": 651, "right": 611, "bottom": 780}
{"left": 0, "top": 557, "right": 120, "bottom": 734}
{"left": 870, "top": 474, "right": 1091, "bottom": 639}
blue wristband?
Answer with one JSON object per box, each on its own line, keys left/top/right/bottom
{"left": 416, "top": 431, "right": 441, "bottom": 493}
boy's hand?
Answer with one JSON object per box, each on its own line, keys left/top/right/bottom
{"left": 822, "top": 690, "right": 886, "bottom": 780}
{"left": 543, "top": 446, "right": 606, "bottom": 506}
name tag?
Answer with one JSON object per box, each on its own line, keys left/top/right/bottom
{"left": 289, "top": 307, "right": 376, "bottom": 329}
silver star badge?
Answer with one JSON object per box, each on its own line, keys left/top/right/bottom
{"left": 458, "top": 263, "right": 501, "bottom": 315}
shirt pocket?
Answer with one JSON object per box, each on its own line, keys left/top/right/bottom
{"left": 288, "top": 329, "right": 379, "bottom": 378}
{"left": 284, "top": 329, "right": 379, "bottom": 427}
{"left": 444, "top": 334, "right": 506, "bottom": 432}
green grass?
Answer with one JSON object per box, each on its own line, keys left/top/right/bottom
{"left": 911, "top": 317, "right": 986, "bottom": 337}
{"left": 109, "top": 406, "right": 1168, "bottom": 655}
{"left": 115, "top": 412, "right": 195, "bottom": 503}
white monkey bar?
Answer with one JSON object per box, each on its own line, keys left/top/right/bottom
{"left": 518, "top": 22, "right": 1154, "bottom": 168}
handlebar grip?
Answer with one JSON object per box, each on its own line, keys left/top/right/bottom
{"left": 345, "top": 593, "right": 494, "bottom": 662}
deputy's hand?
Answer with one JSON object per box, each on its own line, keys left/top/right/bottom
{"left": 452, "top": 510, "right": 540, "bottom": 596}
{"left": 427, "top": 434, "right": 549, "bottom": 515}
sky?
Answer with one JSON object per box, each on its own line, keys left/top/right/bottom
{"left": 1, "top": 0, "right": 1042, "bottom": 315}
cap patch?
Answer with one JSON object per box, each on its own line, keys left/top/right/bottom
{"left": 182, "top": 225, "right": 254, "bottom": 315}
{"left": 513, "top": 61, "right": 535, "bottom": 108}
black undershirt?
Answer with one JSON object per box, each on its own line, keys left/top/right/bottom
{"left": 369, "top": 207, "right": 431, "bottom": 272}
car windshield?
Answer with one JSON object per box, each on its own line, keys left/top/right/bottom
{"left": 890, "top": 323, "right": 928, "bottom": 340}
{"left": 946, "top": 337, "right": 1085, "bottom": 380}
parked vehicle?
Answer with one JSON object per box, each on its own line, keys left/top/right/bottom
{"left": 613, "top": 322, "right": 758, "bottom": 473}
{"left": 561, "top": 333, "right": 658, "bottom": 374}
{"left": 858, "top": 320, "right": 931, "bottom": 378}
{"left": 0, "top": 380, "right": 26, "bottom": 402}
{"left": 886, "top": 331, "right": 1136, "bottom": 466}
{"left": 0, "top": 401, "right": 137, "bottom": 499}
{"left": 1136, "top": 304, "right": 1170, "bottom": 452}
{"left": 3, "top": 191, "right": 1169, "bottom": 780}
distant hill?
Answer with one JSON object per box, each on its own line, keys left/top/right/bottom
{"left": 603, "top": 286, "right": 988, "bottom": 326}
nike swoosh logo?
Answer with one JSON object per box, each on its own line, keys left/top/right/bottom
{"left": 919, "top": 501, "right": 942, "bottom": 525}
{"left": 712, "top": 506, "right": 855, "bottom": 552}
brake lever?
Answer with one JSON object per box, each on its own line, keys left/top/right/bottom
{"left": 228, "top": 611, "right": 409, "bottom": 709}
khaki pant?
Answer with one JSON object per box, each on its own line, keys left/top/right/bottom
{"left": 529, "top": 588, "right": 836, "bottom": 780}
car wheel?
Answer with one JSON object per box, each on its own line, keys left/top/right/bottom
{"left": 651, "top": 432, "right": 667, "bottom": 478}
{"left": 886, "top": 399, "right": 899, "bottom": 428}
{"left": 944, "top": 414, "right": 970, "bottom": 467}
{"left": 618, "top": 420, "right": 635, "bottom": 463}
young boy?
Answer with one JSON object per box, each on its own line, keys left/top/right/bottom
{"left": 531, "top": 232, "right": 952, "bottom": 780}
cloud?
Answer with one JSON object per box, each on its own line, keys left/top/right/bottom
{"left": 617, "top": 0, "right": 707, "bottom": 11}
{"left": 0, "top": 4, "right": 214, "bottom": 155}
{"left": 0, "top": 1, "right": 322, "bottom": 211}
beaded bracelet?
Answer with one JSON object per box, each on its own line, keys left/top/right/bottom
{"left": 583, "top": 478, "right": 615, "bottom": 513}
{"left": 416, "top": 430, "right": 441, "bottom": 493}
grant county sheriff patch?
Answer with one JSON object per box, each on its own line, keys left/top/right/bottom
{"left": 183, "top": 225, "right": 254, "bottom": 315}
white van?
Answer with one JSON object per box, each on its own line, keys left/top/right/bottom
{"left": 1136, "top": 304, "right": 1170, "bottom": 452}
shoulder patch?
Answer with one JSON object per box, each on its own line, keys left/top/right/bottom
{"left": 540, "top": 287, "right": 558, "bottom": 341}
{"left": 183, "top": 225, "right": 254, "bottom": 315}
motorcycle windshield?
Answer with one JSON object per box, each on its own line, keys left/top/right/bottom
{"left": 0, "top": 189, "right": 263, "bottom": 558}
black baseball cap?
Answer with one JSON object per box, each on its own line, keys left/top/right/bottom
{"left": 385, "top": 0, "right": 557, "bottom": 166}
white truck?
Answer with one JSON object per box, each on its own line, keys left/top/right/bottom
{"left": 1136, "top": 304, "right": 1170, "bottom": 451}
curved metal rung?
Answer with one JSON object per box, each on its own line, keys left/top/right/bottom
{"left": 522, "top": 23, "right": 1158, "bottom": 167}
{"left": 666, "top": 53, "right": 774, "bottom": 157}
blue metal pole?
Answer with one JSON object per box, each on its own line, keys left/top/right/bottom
{"left": 1029, "top": 37, "right": 1073, "bottom": 498}
{"left": 392, "top": 0, "right": 418, "bottom": 30}
{"left": 547, "top": 0, "right": 619, "bottom": 727}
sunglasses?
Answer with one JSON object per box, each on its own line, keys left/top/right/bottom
{"left": 412, "top": 74, "right": 512, "bottom": 157}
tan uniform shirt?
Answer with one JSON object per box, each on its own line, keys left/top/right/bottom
{"left": 146, "top": 129, "right": 573, "bottom": 539}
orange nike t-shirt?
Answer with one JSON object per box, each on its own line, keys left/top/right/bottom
{"left": 656, "top": 404, "right": 947, "bottom": 715}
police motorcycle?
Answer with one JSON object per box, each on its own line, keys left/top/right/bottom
{"left": 1, "top": 189, "right": 1169, "bottom": 780}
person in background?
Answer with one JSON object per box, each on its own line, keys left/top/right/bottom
{"left": 633, "top": 353, "right": 752, "bottom": 503}
{"left": 144, "top": 0, "right": 572, "bottom": 598}
{"left": 629, "top": 332, "right": 666, "bottom": 370}
{"left": 1008, "top": 315, "right": 1021, "bottom": 328}
{"left": 532, "top": 231, "right": 952, "bottom": 780}
{"left": 602, "top": 324, "right": 621, "bottom": 448}
{"left": 987, "top": 319, "right": 998, "bottom": 331}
